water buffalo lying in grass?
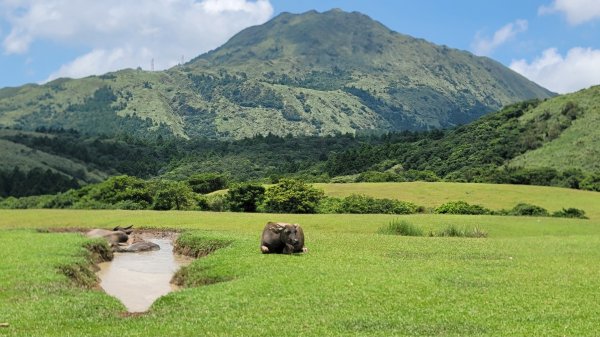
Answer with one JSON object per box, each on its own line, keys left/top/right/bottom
{"left": 260, "top": 222, "right": 307, "bottom": 254}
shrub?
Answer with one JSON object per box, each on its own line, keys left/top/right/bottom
{"left": 187, "top": 173, "right": 228, "bottom": 194}
{"left": 151, "top": 180, "right": 196, "bottom": 210}
{"left": 113, "top": 200, "right": 149, "bottom": 210}
{"left": 378, "top": 220, "right": 424, "bottom": 236}
{"left": 85, "top": 175, "right": 152, "bottom": 205}
{"left": 356, "top": 171, "right": 402, "bottom": 183}
{"left": 263, "top": 179, "right": 324, "bottom": 213}
{"left": 316, "top": 196, "right": 344, "bottom": 214}
{"left": 435, "top": 201, "right": 490, "bottom": 215}
{"left": 72, "top": 199, "right": 113, "bottom": 209}
{"left": 509, "top": 203, "right": 549, "bottom": 216}
{"left": 580, "top": 172, "right": 600, "bottom": 192}
{"left": 225, "top": 183, "right": 265, "bottom": 212}
{"left": 552, "top": 208, "right": 588, "bottom": 219}
{"left": 338, "top": 194, "right": 419, "bottom": 214}
{"left": 403, "top": 169, "right": 440, "bottom": 182}
{"left": 434, "top": 225, "right": 488, "bottom": 238}
{"left": 201, "top": 194, "right": 228, "bottom": 212}
{"left": 329, "top": 175, "right": 359, "bottom": 183}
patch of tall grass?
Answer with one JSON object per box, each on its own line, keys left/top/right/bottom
{"left": 379, "top": 219, "right": 488, "bottom": 238}
{"left": 378, "top": 220, "right": 424, "bottom": 236}
{"left": 434, "top": 225, "right": 488, "bottom": 238}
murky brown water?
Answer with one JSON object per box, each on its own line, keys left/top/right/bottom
{"left": 97, "top": 238, "right": 192, "bottom": 312}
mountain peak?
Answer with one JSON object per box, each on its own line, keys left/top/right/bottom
{"left": 193, "top": 8, "right": 400, "bottom": 70}
{"left": 1, "top": 9, "right": 554, "bottom": 140}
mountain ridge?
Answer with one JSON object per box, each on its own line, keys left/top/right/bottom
{"left": 0, "top": 9, "right": 554, "bottom": 139}
{"left": 1, "top": 85, "right": 598, "bottom": 198}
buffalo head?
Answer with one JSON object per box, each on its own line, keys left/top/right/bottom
{"left": 113, "top": 225, "right": 134, "bottom": 235}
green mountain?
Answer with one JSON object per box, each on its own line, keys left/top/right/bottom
{"left": 1, "top": 86, "right": 598, "bottom": 198}
{"left": 0, "top": 9, "right": 553, "bottom": 139}
{"left": 324, "top": 85, "right": 600, "bottom": 185}
{"left": 508, "top": 85, "right": 600, "bottom": 172}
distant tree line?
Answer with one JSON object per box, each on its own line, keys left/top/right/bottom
{"left": 0, "top": 177, "right": 588, "bottom": 221}
{"left": 1, "top": 99, "right": 599, "bottom": 199}
{"left": 0, "top": 167, "right": 79, "bottom": 198}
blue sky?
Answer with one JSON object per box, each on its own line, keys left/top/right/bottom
{"left": 1, "top": 0, "right": 599, "bottom": 93}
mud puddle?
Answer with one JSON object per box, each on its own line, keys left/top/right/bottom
{"left": 97, "top": 237, "right": 192, "bottom": 313}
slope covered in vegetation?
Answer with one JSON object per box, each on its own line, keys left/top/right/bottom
{"left": 0, "top": 10, "right": 552, "bottom": 140}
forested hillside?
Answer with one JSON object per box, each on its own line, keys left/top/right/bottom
{"left": 1, "top": 86, "right": 599, "bottom": 199}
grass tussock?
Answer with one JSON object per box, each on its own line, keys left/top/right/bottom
{"left": 380, "top": 220, "right": 488, "bottom": 238}
{"left": 174, "top": 232, "right": 233, "bottom": 258}
{"left": 378, "top": 220, "right": 424, "bottom": 236}
{"left": 433, "top": 225, "right": 488, "bottom": 238}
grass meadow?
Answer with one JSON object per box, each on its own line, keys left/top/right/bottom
{"left": 1, "top": 182, "right": 599, "bottom": 336}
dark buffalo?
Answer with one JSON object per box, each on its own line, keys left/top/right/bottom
{"left": 260, "top": 222, "right": 307, "bottom": 254}
{"left": 112, "top": 225, "right": 134, "bottom": 235}
{"left": 115, "top": 241, "right": 160, "bottom": 253}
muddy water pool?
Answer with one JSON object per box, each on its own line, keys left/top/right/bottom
{"left": 96, "top": 238, "right": 192, "bottom": 312}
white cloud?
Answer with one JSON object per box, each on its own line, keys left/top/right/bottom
{"left": 539, "top": 0, "right": 600, "bottom": 25}
{"left": 0, "top": 0, "right": 273, "bottom": 81}
{"left": 510, "top": 47, "right": 600, "bottom": 94}
{"left": 46, "top": 47, "right": 153, "bottom": 80}
{"left": 471, "top": 20, "right": 528, "bottom": 56}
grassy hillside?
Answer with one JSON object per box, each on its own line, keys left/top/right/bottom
{"left": 0, "top": 10, "right": 553, "bottom": 140}
{"left": 0, "top": 138, "right": 102, "bottom": 180}
{"left": 2, "top": 85, "right": 597, "bottom": 199}
{"left": 509, "top": 85, "right": 600, "bottom": 172}
{"left": 324, "top": 86, "right": 600, "bottom": 185}
{"left": 315, "top": 182, "right": 600, "bottom": 220}
{"left": 0, "top": 128, "right": 168, "bottom": 197}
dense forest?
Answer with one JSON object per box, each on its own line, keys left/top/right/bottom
{"left": 1, "top": 98, "right": 599, "bottom": 202}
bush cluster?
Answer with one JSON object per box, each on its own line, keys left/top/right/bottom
{"left": 506, "top": 203, "right": 549, "bottom": 216}
{"left": 0, "top": 175, "right": 589, "bottom": 220}
{"left": 319, "top": 194, "right": 421, "bottom": 215}
{"left": 493, "top": 203, "right": 587, "bottom": 219}
{"left": 551, "top": 208, "right": 588, "bottom": 219}
{"left": 262, "top": 179, "right": 324, "bottom": 214}
{"left": 435, "top": 201, "right": 491, "bottom": 215}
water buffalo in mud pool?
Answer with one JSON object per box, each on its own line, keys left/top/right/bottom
{"left": 260, "top": 222, "right": 307, "bottom": 254}
{"left": 114, "top": 241, "right": 160, "bottom": 253}
{"left": 86, "top": 225, "right": 133, "bottom": 247}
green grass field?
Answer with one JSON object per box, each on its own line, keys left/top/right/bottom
{"left": 1, "top": 182, "right": 599, "bottom": 336}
